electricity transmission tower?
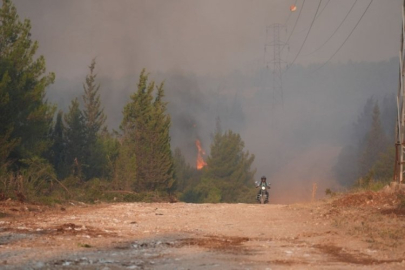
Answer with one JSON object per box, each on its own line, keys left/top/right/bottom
{"left": 264, "top": 23, "right": 286, "bottom": 107}
{"left": 394, "top": 0, "right": 405, "bottom": 185}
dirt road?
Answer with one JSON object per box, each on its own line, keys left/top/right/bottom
{"left": 0, "top": 197, "right": 404, "bottom": 269}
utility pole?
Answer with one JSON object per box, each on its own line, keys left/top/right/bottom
{"left": 394, "top": 0, "right": 405, "bottom": 185}
{"left": 264, "top": 23, "right": 286, "bottom": 107}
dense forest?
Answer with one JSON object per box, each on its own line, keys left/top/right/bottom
{"left": 0, "top": 0, "right": 399, "bottom": 205}
{"left": 0, "top": 0, "right": 257, "bottom": 204}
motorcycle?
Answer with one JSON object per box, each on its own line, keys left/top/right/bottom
{"left": 255, "top": 181, "right": 270, "bottom": 204}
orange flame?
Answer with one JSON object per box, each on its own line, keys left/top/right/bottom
{"left": 290, "top": 5, "right": 297, "bottom": 12}
{"left": 195, "top": 139, "right": 207, "bottom": 170}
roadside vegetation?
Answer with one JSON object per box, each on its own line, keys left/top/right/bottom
{"left": 0, "top": 0, "right": 256, "bottom": 205}
{"left": 334, "top": 95, "right": 396, "bottom": 191}
{"left": 0, "top": 0, "right": 400, "bottom": 206}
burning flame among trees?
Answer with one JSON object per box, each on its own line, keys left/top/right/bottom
{"left": 195, "top": 139, "right": 207, "bottom": 170}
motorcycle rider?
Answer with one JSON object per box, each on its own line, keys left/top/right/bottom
{"left": 256, "top": 175, "right": 270, "bottom": 202}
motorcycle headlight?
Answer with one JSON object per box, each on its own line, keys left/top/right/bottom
{"left": 261, "top": 186, "right": 265, "bottom": 190}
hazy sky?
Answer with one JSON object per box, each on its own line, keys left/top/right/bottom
{"left": 13, "top": 0, "right": 402, "bottom": 79}
{"left": 9, "top": 0, "right": 403, "bottom": 202}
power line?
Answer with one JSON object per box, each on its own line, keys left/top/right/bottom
{"left": 304, "top": 0, "right": 358, "bottom": 57}
{"left": 284, "top": 0, "right": 299, "bottom": 26}
{"left": 281, "top": 0, "right": 306, "bottom": 54}
{"left": 271, "top": 24, "right": 286, "bottom": 106}
{"left": 312, "top": 0, "right": 374, "bottom": 73}
{"left": 284, "top": 0, "right": 323, "bottom": 74}
{"left": 318, "top": 0, "right": 331, "bottom": 18}
{"left": 288, "top": 0, "right": 330, "bottom": 43}
{"left": 263, "top": 24, "right": 286, "bottom": 107}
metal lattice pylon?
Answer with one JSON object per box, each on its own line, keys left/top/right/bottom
{"left": 264, "top": 23, "right": 287, "bottom": 107}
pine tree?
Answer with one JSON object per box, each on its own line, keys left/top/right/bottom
{"left": 150, "top": 83, "right": 174, "bottom": 191}
{"left": 353, "top": 97, "right": 375, "bottom": 144}
{"left": 98, "top": 128, "right": 120, "bottom": 180}
{"left": 64, "top": 98, "right": 86, "bottom": 178}
{"left": 373, "top": 146, "right": 395, "bottom": 181}
{"left": 122, "top": 70, "right": 153, "bottom": 191}
{"left": 333, "top": 145, "right": 358, "bottom": 186}
{"left": 113, "top": 136, "right": 136, "bottom": 191}
{"left": 200, "top": 129, "right": 256, "bottom": 202}
{"left": 82, "top": 59, "right": 106, "bottom": 142}
{"left": 381, "top": 94, "right": 396, "bottom": 141}
{"left": 81, "top": 59, "right": 107, "bottom": 179}
{"left": 358, "top": 103, "right": 388, "bottom": 178}
{"left": 49, "top": 110, "right": 66, "bottom": 178}
{"left": 0, "top": 0, "right": 55, "bottom": 166}
{"left": 121, "top": 70, "right": 174, "bottom": 193}
{"left": 173, "top": 147, "right": 192, "bottom": 192}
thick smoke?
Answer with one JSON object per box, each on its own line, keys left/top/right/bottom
{"left": 13, "top": 0, "right": 401, "bottom": 78}
{"left": 12, "top": 0, "right": 402, "bottom": 203}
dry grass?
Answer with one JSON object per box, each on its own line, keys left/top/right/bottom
{"left": 328, "top": 190, "right": 405, "bottom": 249}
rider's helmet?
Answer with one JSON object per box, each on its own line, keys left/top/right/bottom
{"left": 261, "top": 176, "right": 266, "bottom": 182}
